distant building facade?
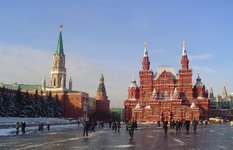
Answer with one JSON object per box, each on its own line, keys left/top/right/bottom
{"left": 124, "top": 42, "right": 210, "bottom": 122}
{"left": 209, "top": 86, "right": 233, "bottom": 120}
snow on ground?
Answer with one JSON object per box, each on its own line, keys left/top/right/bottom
{"left": 0, "top": 117, "right": 81, "bottom": 136}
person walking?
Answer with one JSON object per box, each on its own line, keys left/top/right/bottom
{"left": 175, "top": 119, "right": 180, "bottom": 133}
{"left": 117, "top": 121, "right": 121, "bottom": 132}
{"left": 170, "top": 119, "right": 175, "bottom": 133}
{"left": 192, "top": 118, "right": 198, "bottom": 133}
{"left": 47, "top": 124, "right": 50, "bottom": 131}
{"left": 83, "top": 120, "right": 89, "bottom": 137}
{"left": 112, "top": 121, "right": 117, "bottom": 132}
{"left": 16, "top": 122, "right": 20, "bottom": 135}
{"left": 163, "top": 119, "right": 168, "bottom": 135}
{"left": 21, "top": 122, "right": 26, "bottom": 134}
{"left": 127, "top": 120, "right": 135, "bottom": 139}
{"left": 185, "top": 119, "right": 190, "bottom": 134}
{"left": 205, "top": 120, "right": 208, "bottom": 126}
{"left": 157, "top": 121, "right": 160, "bottom": 128}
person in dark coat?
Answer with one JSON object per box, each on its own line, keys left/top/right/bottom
{"left": 117, "top": 121, "right": 121, "bottom": 132}
{"left": 83, "top": 121, "right": 89, "bottom": 136}
{"left": 205, "top": 120, "right": 208, "bottom": 126}
{"left": 170, "top": 119, "right": 175, "bottom": 133}
{"left": 127, "top": 120, "right": 136, "bottom": 139}
{"left": 157, "top": 121, "right": 160, "bottom": 127}
{"left": 175, "top": 119, "right": 181, "bottom": 133}
{"left": 47, "top": 124, "right": 50, "bottom": 131}
{"left": 16, "top": 122, "right": 20, "bottom": 135}
{"left": 21, "top": 122, "right": 26, "bottom": 134}
{"left": 112, "top": 121, "right": 117, "bottom": 132}
{"left": 185, "top": 119, "right": 190, "bottom": 134}
{"left": 192, "top": 118, "right": 198, "bottom": 133}
{"left": 163, "top": 119, "right": 168, "bottom": 135}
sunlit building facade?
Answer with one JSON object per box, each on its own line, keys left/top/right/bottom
{"left": 124, "top": 42, "right": 210, "bottom": 122}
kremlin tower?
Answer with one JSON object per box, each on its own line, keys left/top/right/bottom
{"left": 41, "top": 26, "right": 89, "bottom": 119}
{"left": 95, "top": 73, "right": 110, "bottom": 121}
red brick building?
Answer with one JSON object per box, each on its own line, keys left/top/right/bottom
{"left": 124, "top": 41, "right": 210, "bottom": 122}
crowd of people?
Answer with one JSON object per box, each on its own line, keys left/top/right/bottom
{"left": 15, "top": 122, "right": 50, "bottom": 135}
{"left": 162, "top": 118, "right": 204, "bottom": 135}
{"left": 82, "top": 119, "right": 138, "bottom": 139}
{"left": 15, "top": 118, "right": 207, "bottom": 139}
{"left": 15, "top": 122, "right": 27, "bottom": 135}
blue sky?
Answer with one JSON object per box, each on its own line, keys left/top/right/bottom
{"left": 0, "top": 0, "right": 233, "bottom": 107}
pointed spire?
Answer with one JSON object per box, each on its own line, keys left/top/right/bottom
{"left": 96, "top": 73, "right": 108, "bottom": 100}
{"left": 222, "top": 84, "right": 228, "bottom": 99}
{"left": 209, "top": 85, "right": 214, "bottom": 98}
{"left": 194, "top": 74, "right": 204, "bottom": 87}
{"left": 129, "top": 74, "right": 138, "bottom": 88}
{"left": 182, "top": 40, "right": 187, "bottom": 56}
{"left": 100, "top": 73, "right": 104, "bottom": 83}
{"left": 56, "top": 25, "right": 64, "bottom": 55}
{"left": 143, "top": 41, "right": 148, "bottom": 57}
{"left": 142, "top": 41, "right": 150, "bottom": 70}
{"left": 69, "top": 77, "right": 72, "bottom": 91}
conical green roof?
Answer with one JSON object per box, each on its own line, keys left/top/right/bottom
{"left": 56, "top": 30, "right": 64, "bottom": 55}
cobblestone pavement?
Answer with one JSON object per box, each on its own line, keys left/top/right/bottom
{"left": 0, "top": 123, "right": 232, "bottom": 150}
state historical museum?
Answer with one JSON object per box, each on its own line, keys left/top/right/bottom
{"left": 124, "top": 42, "right": 210, "bottom": 122}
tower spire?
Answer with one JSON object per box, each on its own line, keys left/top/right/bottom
{"left": 50, "top": 25, "right": 66, "bottom": 89}
{"left": 96, "top": 73, "right": 108, "bottom": 100}
{"left": 129, "top": 74, "right": 138, "bottom": 88}
{"left": 180, "top": 40, "right": 189, "bottom": 70}
{"left": 144, "top": 41, "right": 148, "bottom": 57}
{"left": 56, "top": 25, "right": 64, "bottom": 55}
{"left": 222, "top": 84, "right": 228, "bottom": 99}
{"left": 69, "top": 77, "right": 72, "bottom": 91}
{"left": 182, "top": 40, "right": 187, "bottom": 56}
{"left": 142, "top": 41, "right": 150, "bottom": 70}
{"left": 209, "top": 85, "right": 214, "bottom": 99}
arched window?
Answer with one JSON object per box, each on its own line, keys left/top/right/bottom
{"left": 144, "top": 91, "right": 148, "bottom": 98}
{"left": 53, "top": 78, "right": 56, "bottom": 86}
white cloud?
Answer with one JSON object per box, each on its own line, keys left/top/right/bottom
{"left": 0, "top": 44, "right": 51, "bottom": 84}
{"left": 189, "top": 53, "right": 215, "bottom": 61}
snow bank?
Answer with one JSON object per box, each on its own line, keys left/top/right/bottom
{"left": 0, "top": 117, "right": 81, "bottom": 136}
